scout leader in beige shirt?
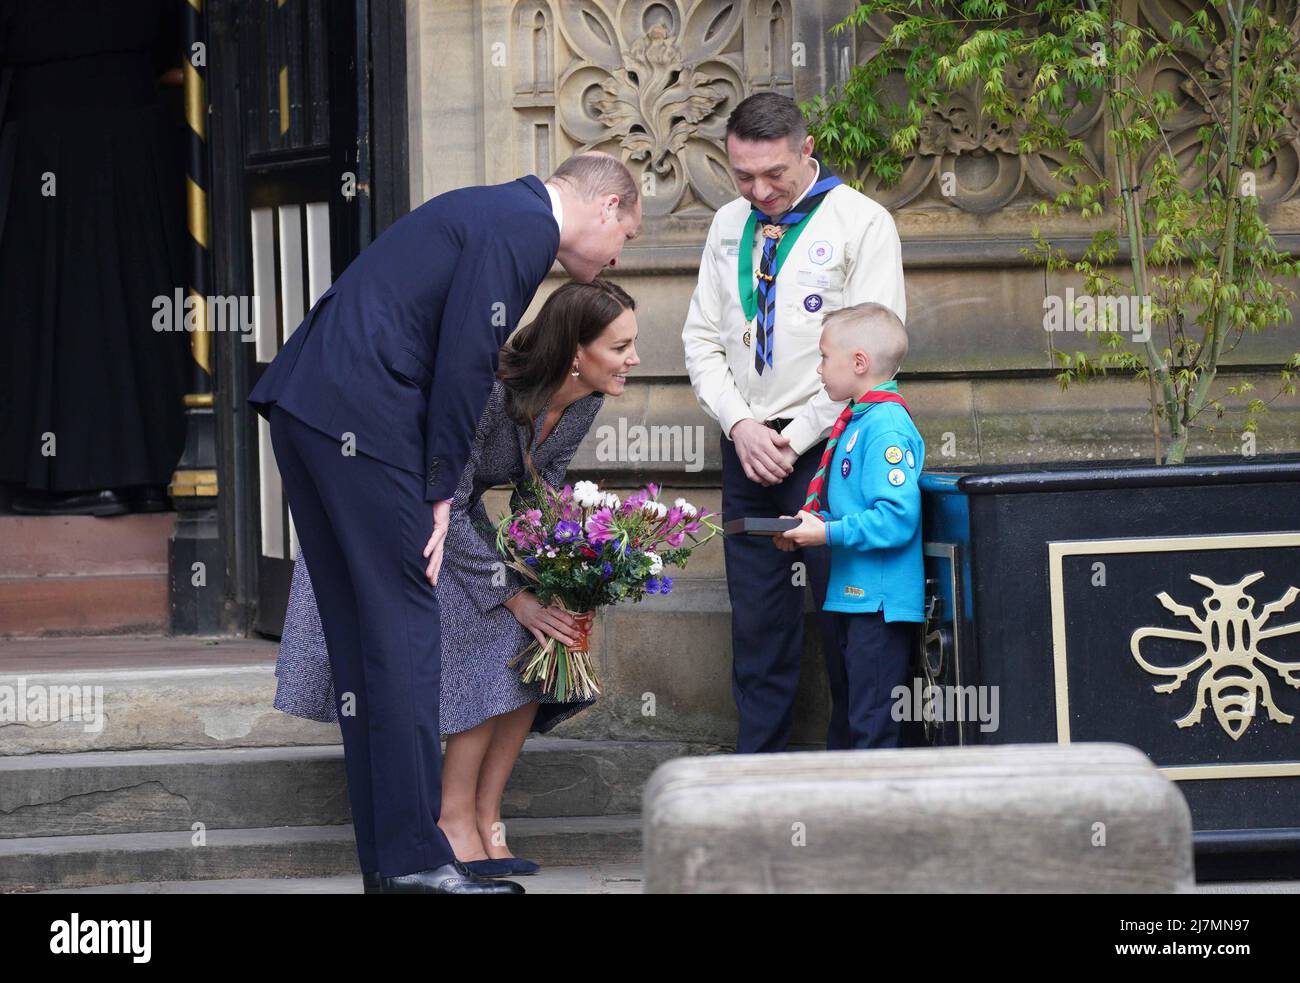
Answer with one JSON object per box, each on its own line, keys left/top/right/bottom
{"left": 682, "top": 138, "right": 907, "bottom": 485}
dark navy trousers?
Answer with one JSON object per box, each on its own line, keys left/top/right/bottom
{"left": 721, "top": 433, "right": 856, "bottom": 752}
{"left": 269, "top": 404, "right": 456, "bottom": 877}
{"left": 832, "top": 611, "right": 916, "bottom": 748}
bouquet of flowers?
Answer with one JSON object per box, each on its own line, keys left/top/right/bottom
{"left": 494, "top": 479, "right": 720, "bottom": 701}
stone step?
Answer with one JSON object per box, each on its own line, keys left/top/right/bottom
{"left": 0, "top": 638, "right": 338, "bottom": 755}
{"left": 0, "top": 514, "right": 173, "bottom": 578}
{"left": 0, "top": 739, "right": 711, "bottom": 838}
{"left": 0, "top": 514, "right": 175, "bottom": 638}
{"left": 40, "top": 863, "right": 646, "bottom": 894}
{"left": 0, "top": 574, "right": 170, "bottom": 638}
{"left": 0, "top": 577, "right": 830, "bottom": 751}
{"left": 0, "top": 815, "right": 642, "bottom": 892}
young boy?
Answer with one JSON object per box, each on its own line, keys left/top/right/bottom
{"left": 776, "top": 301, "right": 924, "bottom": 749}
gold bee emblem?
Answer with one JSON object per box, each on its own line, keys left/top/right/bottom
{"left": 1130, "top": 572, "right": 1300, "bottom": 740}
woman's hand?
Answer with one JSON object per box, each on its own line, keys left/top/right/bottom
{"left": 503, "top": 591, "right": 585, "bottom": 648}
{"left": 423, "top": 500, "right": 452, "bottom": 587}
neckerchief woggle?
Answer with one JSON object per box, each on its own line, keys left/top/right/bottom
{"left": 737, "top": 172, "right": 843, "bottom": 324}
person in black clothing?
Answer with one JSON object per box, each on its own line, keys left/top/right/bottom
{"left": 0, "top": 0, "right": 189, "bottom": 515}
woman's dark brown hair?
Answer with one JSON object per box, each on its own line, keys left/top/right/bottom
{"left": 497, "top": 277, "right": 635, "bottom": 481}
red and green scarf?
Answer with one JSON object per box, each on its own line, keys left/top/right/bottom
{"left": 802, "top": 381, "right": 912, "bottom": 515}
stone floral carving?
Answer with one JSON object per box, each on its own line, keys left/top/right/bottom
{"left": 513, "top": 0, "right": 771, "bottom": 218}
{"left": 592, "top": 23, "right": 728, "bottom": 179}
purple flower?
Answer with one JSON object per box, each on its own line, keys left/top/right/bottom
{"left": 660, "top": 577, "right": 673, "bottom": 594}
{"left": 645, "top": 576, "right": 660, "bottom": 592}
{"left": 584, "top": 508, "right": 616, "bottom": 545}
{"left": 664, "top": 531, "right": 685, "bottom": 548}
{"left": 602, "top": 562, "right": 613, "bottom": 579}
{"left": 553, "top": 520, "right": 581, "bottom": 544}
{"left": 524, "top": 556, "right": 538, "bottom": 566}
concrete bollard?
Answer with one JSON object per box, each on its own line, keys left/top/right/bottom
{"left": 642, "top": 743, "right": 1194, "bottom": 893}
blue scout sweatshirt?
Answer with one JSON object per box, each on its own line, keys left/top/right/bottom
{"left": 813, "top": 381, "right": 925, "bottom": 621}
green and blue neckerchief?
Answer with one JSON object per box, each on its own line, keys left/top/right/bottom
{"left": 738, "top": 171, "right": 843, "bottom": 374}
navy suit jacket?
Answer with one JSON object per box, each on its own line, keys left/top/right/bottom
{"left": 247, "top": 174, "right": 560, "bottom": 501}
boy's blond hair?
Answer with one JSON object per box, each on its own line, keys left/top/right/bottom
{"left": 821, "top": 302, "right": 908, "bottom": 379}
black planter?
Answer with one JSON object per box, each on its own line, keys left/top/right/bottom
{"left": 918, "top": 454, "right": 1300, "bottom": 881}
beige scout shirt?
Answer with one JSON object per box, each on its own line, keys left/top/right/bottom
{"left": 681, "top": 162, "right": 907, "bottom": 456}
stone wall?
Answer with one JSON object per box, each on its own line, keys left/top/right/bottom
{"left": 405, "top": 0, "right": 1300, "bottom": 745}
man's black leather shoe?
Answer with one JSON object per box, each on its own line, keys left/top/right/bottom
{"left": 363, "top": 871, "right": 382, "bottom": 894}
{"left": 380, "top": 860, "right": 525, "bottom": 894}
{"left": 11, "top": 488, "right": 129, "bottom": 516}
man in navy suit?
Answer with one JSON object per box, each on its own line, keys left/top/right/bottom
{"left": 248, "top": 153, "right": 640, "bottom": 894}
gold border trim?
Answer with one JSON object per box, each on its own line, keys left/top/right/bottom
{"left": 169, "top": 469, "right": 219, "bottom": 497}
{"left": 1048, "top": 531, "right": 1300, "bottom": 782}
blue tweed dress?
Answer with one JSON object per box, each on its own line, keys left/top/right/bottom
{"left": 274, "top": 380, "right": 604, "bottom": 735}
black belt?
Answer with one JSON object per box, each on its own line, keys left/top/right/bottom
{"left": 763, "top": 418, "right": 794, "bottom": 433}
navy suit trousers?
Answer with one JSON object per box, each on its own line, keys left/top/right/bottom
{"left": 720, "top": 433, "right": 852, "bottom": 752}
{"left": 269, "top": 405, "right": 456, "bottom": 876}
{"left": 831, "top": 611, "right": 916, "bottom": 749}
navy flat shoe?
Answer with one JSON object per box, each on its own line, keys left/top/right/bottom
{"left": 362, "top": 871, "right": 381, "bottom": 894}
{"left": 462, "top": 858, "right": 515, "bottom": 877}
{"left": 494, "top": 857, "right": 540, "bottom": 876}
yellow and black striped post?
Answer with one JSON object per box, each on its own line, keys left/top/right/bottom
{"left": 168, "top": 0, "right": 217, "bottom": 502}
{"left": 169, "top": 0, "right": 225, "bottom": 633}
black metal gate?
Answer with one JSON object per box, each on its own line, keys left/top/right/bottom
{"left": 206, "top": 0, "right": 407, "bottom": 637}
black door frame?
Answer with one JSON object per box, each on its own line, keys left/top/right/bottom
{"left": 207, "top": 0, "right": 409, "bottom": 636}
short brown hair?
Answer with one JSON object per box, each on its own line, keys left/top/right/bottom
{"left": 548, "top": 152, "right": 639, "bottom": 214}
{"left": 726, "top": 92, "right": 808, "bottom": 150}
{"left": 822, "top": 302, "right": 909, "bottom": 378}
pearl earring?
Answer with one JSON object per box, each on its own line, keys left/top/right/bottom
{"left": 571, "top": 365, "right": 580, "bottom": 377}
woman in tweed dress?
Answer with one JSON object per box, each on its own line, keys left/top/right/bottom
{"left": 275, "top": 278, "right": 638, "bottom": 876}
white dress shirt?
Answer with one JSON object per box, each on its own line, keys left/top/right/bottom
{"left": 681, "top": 162, "right": 907, "bottom": 456}
{"left": 546, "top": 182, "right": 564, "bottom": 233}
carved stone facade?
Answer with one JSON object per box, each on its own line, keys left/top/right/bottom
{"left": 852, "top": 0, "right": 1300, "bottom": 214}
{"left": 499, "top": 0, "right": 797, "bottom": 231}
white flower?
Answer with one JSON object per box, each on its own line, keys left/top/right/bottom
{"left": 646, "top": 552, "right": 664, "bottom": 575}
{"left": 674, "top": 498, "right": 698, "bottom": 517}
{"left": 572, "top": 480, "right": 602, "bottom": 509}
{"left": 641, "top": 501, "right": 668, "bottom": 518}
{"left": 603, "top": 492, "right": 621, "bottom": 509}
